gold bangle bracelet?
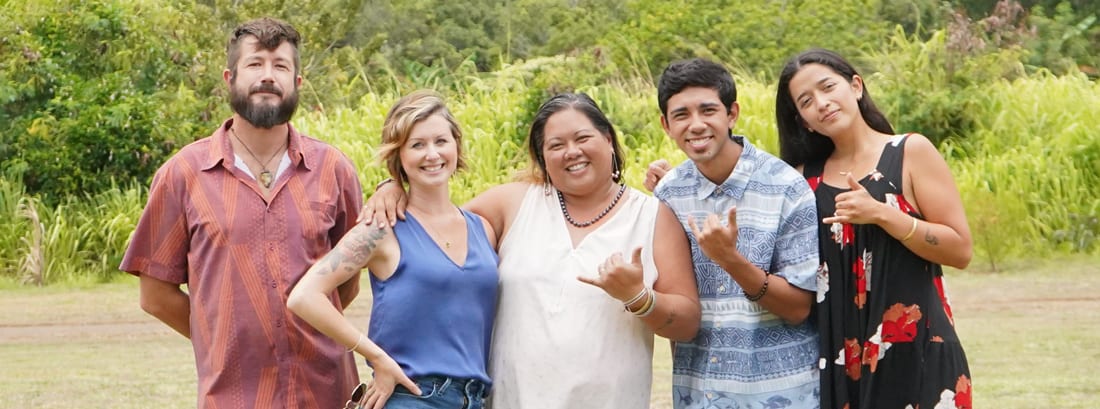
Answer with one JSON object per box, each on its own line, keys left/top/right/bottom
{"left": 346, "top": 333, "right": 365, "bottom": 353}
{"left": 901, "top": 216, "right": 918, "bottom": 242}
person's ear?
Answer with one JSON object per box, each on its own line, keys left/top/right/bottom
{"left": 727, "top": 101, "right": 740, "bottom": 129}
{"left": 852, "top": 74, "right": 865, "bottom": 102}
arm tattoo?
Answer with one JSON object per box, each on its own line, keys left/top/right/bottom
{"left": 924, "top": 228, "right": 939, "bottom": 245}
{"left": 315, "top": 252, "right": 341, "bottom": 275}
{"left": 317, "top": 227, "right": 388, "bottom": 275}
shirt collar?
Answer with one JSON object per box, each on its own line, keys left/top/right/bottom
{"left": 690, "top": 134, "right": 758, "bottom": 201}
{"left": 202, "top": 118, "right": 310, "bottom": 171}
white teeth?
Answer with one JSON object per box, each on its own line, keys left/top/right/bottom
{"left": 687, "top": 136, "right": 711, "bottom": 147}
{"left": 423, "top": 164, "right": 444, "bottom": 172}
{"left": 566, "top": 163, "right": 588, "bottom": 172}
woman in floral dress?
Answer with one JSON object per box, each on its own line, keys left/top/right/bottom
{"left": 775, "top": 48, "right": 973, "bottom": 409}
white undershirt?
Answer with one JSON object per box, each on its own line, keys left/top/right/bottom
{"left": 233, "top": 152, "right": 291, "bottom": 183}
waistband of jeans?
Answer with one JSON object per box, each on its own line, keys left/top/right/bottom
{"left": 403, "top": 375, "right": 490, "bottom": 398}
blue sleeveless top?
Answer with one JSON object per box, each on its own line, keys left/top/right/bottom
{"left": 367, "top": 209, "right": 499, "bottom": 385}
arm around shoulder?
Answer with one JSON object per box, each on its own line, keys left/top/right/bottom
{"left": 463, "top": 182, "right": 529, "bottom": 245}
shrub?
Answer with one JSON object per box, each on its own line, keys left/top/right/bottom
{"left": 1, "top": 0, "right": 223, "bottom": 204}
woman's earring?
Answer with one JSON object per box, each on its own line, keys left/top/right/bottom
{"left": 611, "top": 153, "right": 621, "bottom": 182}
{"left": 543, "top": 173, "right": 552, "bottom": 196}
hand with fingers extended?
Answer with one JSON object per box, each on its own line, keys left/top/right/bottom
{"left": 822, "top": 173, "right": 887, "bottom": 226}
{"left": 362, "top": 355, "right": 421, "bottom": 409}
{"left": 643, "top": 159, "right": 672, "bottom": 193}
{"left": 688, "top": 207, "right": 741, "bottom": 264}
{"left": 357, "top": 179, "right": 409, "bottom": 228}
{"left": 578, "top": 247, "right": 646, "bottom": 303}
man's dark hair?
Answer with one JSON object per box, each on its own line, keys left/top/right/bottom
{"left": 657, "top": 58, "right": 737, "bottom": 116}
{"left": 226, "top": 17, "right": 301, "bottom": 76}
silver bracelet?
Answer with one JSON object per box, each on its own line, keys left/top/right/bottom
{"left": 622, "top": 287, "right": 649, "bottom": 309}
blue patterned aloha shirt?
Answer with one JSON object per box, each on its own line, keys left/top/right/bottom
{"left": 654, "top": 135, "right": 820, "bottom": 409}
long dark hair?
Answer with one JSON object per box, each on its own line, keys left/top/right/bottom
{"left": 526, "top": 92, "right": 625, "bottom": 185}
{"left": 776, "top": 48, "right": 894, "bottom": 168}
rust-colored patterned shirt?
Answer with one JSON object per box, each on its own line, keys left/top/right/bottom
{"left": 120, "top": 118, "right": 363, "bottom": 409}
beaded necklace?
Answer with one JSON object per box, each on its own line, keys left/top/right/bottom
{"left": 557, "top": 184, "right": 627, "bottom": 228}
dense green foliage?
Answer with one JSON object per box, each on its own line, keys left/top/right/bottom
{"left": 1, "top": 1, "right": 223, "bottom": 204}
{"left": 1, "top": 0, "right": 1098, "bottom": 284}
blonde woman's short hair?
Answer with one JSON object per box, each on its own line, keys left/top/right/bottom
{"left": 376, "top": 90, "right": 466, "bottom": 184}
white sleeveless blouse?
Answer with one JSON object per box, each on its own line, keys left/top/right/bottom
{"left": 488, "top": 184, "right": 660, "bottom": 409}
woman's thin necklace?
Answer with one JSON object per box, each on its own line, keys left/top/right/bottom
{"left": 231, "top": 127, "right": 285, "bottom": 188}
{"left": 412, "top": 206, "right": 457, "bottom": 249}
{"left": 558, "top": 184, "right": 627, "bottom": 228}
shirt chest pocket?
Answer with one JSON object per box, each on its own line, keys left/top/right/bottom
{"left": 302, "top": 200, "right": 339, "bottom": 254}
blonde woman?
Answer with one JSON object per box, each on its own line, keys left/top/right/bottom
{"left": 288, "top": 91, "right": 498, "bottom": 409}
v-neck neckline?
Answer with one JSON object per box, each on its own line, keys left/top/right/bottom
{"left": 406, "top": 210, "right": 469, "bottom": 268}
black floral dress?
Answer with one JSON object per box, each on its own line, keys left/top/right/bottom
{"left": 806, "top": 135, "right": 972, "bottom": 409}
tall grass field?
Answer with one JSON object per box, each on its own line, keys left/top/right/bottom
{"left": 1, "top": 70, "right": 1097, "bottom": 286}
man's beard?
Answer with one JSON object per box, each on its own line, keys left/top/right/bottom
{"left": 229, "top": 80, "right": 299, "bottom": 129}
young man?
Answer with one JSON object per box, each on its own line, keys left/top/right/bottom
{"left": 119, "top": 17, "right": 364, "bottom": 409}
{"left": 649, "top": 58, "right": 821, "bottom": 408}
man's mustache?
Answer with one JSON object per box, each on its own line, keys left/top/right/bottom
{"left": 250, "top": 84, "right": 283, "bottom": 97}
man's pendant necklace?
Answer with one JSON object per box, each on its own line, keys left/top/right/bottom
{"left": 231, "top": 127, "right": 285, "bottom": 189}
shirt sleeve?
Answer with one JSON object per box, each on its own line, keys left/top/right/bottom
{"left": 118, "top": 160, "right": 190, "bottom": 284}
{"left": 329, "top": 152, "right": 364, "bottom": 244}
{"left": 772, "top": 179, "right": 820, "bottom": 292}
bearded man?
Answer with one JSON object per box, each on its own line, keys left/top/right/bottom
{"left": 120, "top": 17, "right": 364, "bottom": 409}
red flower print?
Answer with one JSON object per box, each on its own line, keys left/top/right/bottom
{"left": 934, "top": 276, "right": 956, "bottom": 326}
{"left": 895, "top": 194, "right": 916, "bottom": 214}
{"left": 852, "top": 257, "right": 867, "bottom": 309}
{"left": 807, "top": 176, "right": 821, "bottom": 191}
{"left": 881, "top": 303, "right": 923, "bottom": 343}
{"left": 861, "top": 340, "right": 880, "bottom": 373}
{"left": 831, "top": 222, "right": 854, "bottom": 249}
{"left": 843, "top": 338, "right": 862, "bottom": 381}
{"left": 954, "top": 375, "right": 973, "bottom": 409}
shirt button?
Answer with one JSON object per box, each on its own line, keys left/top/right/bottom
{"left": 710, "top": 356, "right": 718, "bottom": 363}
{"left": 718, "top": 285, "right": 726, "bottom": 293}
{"left": 275, "top": 319, "right": 282, "bottom": 328}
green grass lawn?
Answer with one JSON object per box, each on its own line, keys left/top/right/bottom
{"left": 1, "top": 257, "right": 1097, "bottom": 408}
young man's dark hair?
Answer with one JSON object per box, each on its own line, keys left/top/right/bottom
{"left": 657, "top": 58, "right": 738, "bottom": 116}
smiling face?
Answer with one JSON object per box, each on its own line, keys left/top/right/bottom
{"left": 661, "top": 86, "right": 739, "bottom": 165}
{"left": 540, "top": 108, "right": 615, "bottom": 195}
{"left": 399, "top": 113, "right": 458, "bottom": 189}
{"left": 787, "top": 63, "right": 865, "bottom": 138}
{"left": 226, "top": 36, "right": 302, "bottom": 128}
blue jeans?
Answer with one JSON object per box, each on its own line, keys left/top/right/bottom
{"left": 385, "top": 376, "right": 488, "bottom": 409}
